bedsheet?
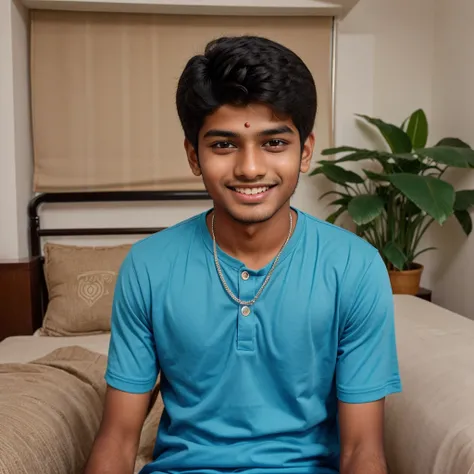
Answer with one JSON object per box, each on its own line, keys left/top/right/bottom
{"left": 0, "top": 333, "right": 110, "bottom": 363}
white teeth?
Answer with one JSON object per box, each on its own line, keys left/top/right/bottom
{"left": 235, "top": 187, "right": 269, "bottom": 195}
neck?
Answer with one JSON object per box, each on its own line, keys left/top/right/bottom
{"left": 208, "top": 204, "right": 295, "bottom": 270}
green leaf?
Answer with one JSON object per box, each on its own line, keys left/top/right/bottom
{"left": 327, "top": 207, "right": 346, "bottom": 224}
{"left": 309, "top": 167, "right": 324, "bottom": 177}
{"left": 454, "top": 210, "right": 472, "bottom": 235}
{"left": 405, "top": 199, "right": 422, "bottom": 217}
{"left": 394, "top": 157, "right": 428, "bottom": 174}
{"left": 356, "top": 114, "right": 412, "bottom": 153}
{"left": 363, "top": 169, "right": 388, "bottom": 181}
{"left": 329, "top": 198, "right": 350, "bottom": 207}
{"left": 388, "top": 173, "right": 455, "bottom": 225}
{"left": 383, "top": 242, "right": 408, "bottom": 270}
{"left": 436, "top": 137, "right": 471, "bottom": 149}
{"left": 319, "top": 164, "right": 364, "bottom": 185}
{"left": 321, "top": 146, "right": 365, "bottom": 156}
{"left": 320, "top": 150, "right": 378, "bottom": 164}
{"left": 401, "top": 116, "right": 410, "bottom": 132}
{"left": 412, "top": 247, "right": 437, "bottom": 260}
{"left": 454, "top": 190, "right": 474, "bottom": 211}
{"left": 326, "top": 151, "right": 393, "bottom": 174}
{"left": 416, "top": 146, "right": 474, "bottom": 168}
{"left": 406, "top": 109, "right": 428, "bottom": 149}
{"left": 318, "top": 191, "right": 351, "bottom": 201}
{"left": 389, "top": 152, "right": 418, "bottom": 160}
{"left": 348, "top": 194, "right": 385, "bottom": 225}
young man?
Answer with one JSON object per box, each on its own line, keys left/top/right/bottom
{"left": 85, "top": 36, "right": 401, "bottom": 474}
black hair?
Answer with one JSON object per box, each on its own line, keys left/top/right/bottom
{"left": 176, "top": 35, "right": 317, "bottom": 151}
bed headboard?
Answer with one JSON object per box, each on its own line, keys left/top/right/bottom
{"left": 27, "top": 190, "right": 211, "bottom": 325}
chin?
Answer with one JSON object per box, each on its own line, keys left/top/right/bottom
{"left": 225, "top": 204, "right": 285, "bottom": 225}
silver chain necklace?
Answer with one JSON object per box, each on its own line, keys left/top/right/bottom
{"left": 211, "top": 212, "right": 293, "bottom": 306}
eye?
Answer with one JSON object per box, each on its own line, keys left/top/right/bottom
{"left": 265, "top": 139, "right": 288, "bottom": 148}
{"left": 211, "top": 141, "right": 236, "bottom": 149}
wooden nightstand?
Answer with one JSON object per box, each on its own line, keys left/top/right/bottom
{"left": 416, "top": 287, "right": 432, "bottom": 302}
{"left": 0, "top": 257, "right": 43, "bottom": 341}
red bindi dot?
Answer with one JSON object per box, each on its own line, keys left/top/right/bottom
{"left": 244, "top": 122, "right": 250, "bottom": 128}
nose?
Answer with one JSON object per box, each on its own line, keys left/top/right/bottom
{"left": 234, "top": 145, "right": 267, "bottom": 181}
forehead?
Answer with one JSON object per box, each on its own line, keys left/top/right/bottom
{"left": 201, "top": 103, "right": 295, "bottom": 132}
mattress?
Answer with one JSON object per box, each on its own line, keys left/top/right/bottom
{"left": 0, "top": 333, "right": 110, "bottom": 363}
{"left": 386, "top": 295, "right": 474, "bottom": 474}
{"left": 2, "top": 296, "right": 474, "bottom": 474}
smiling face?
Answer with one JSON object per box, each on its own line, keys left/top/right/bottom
{"left": 185, "top": 104, "right": 314, "bottom": 225}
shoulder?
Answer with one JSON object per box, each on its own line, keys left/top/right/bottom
{"left": 301, "top": 210, "right": 378, "bottom": 264}
{"left": 297, "top": 210, "right": 392, "bottom": 327}
{"left": 133, "top": 212, "right": 204, "bottom": 253}
{"left": 299, "top": 210, "right": 386, "bottom": 296}
{"left": 126, "top": 212, "right": 206, "bottom": 272}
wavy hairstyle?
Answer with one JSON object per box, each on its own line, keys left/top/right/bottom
{"left": 176, "top": 35, "right": 317, "bottom": 152}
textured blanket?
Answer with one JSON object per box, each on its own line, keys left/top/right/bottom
{"left": 0, "top": 346, "right": 163, "bottom": 474}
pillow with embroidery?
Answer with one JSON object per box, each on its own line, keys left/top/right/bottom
{"left": 40, "top": 243, "right": 132, "bottom": 336}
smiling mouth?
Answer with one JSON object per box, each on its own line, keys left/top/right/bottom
{"left": 228, "top": 185, "right": 277, "bottom": 196}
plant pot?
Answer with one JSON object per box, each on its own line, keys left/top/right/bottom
{"left": 388, "top": 263, "right": 424, "bottom": 295}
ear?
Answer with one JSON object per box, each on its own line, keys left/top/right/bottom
{"left": 185, "top": 138, "right": 201, "bottom": 176}
{"left": 300, "top": 132, "right": 315, "bottom": 174}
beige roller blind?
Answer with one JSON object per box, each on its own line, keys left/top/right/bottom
{"left": 31, "top": 11, "right": 333, "bottom": 192}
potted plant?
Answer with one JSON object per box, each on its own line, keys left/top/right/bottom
{"left": 310, "top": 109, "right": 474, "bottom": 295}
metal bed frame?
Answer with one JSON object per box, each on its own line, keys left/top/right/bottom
{"left": 27, "top": 190, "right": 211, "bottom": 324}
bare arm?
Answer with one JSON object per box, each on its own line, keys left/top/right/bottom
{"left": 338, "top": 399, "right": 388, "bottom": 474}
{"left": 84, "top": 386, "right": 151, "bottom": 474}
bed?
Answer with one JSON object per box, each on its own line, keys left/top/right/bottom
{"left": 385, "top": 296, "right": 474, "bottom": 474}
{"left": 0, "top": 332, "right": 110, "bottom": 363}
{"left": 2, "top": 192, "right": 474, "bottom": 474}
{"left": 0, "top": 190, "right": 210, "bottom": 474}
{"left": 1, "top": 190, "right": 210, "bottom": 361}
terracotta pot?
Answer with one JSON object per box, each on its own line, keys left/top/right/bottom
{"left": 388, "top": 263, "right": 424, "bottom": 295}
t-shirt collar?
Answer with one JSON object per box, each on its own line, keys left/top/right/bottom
{"left": 199, "top": 207, "right": 305, "bottom": 274}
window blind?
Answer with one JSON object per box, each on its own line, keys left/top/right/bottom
{"left": 31, "top": 11, "right": 333, "bottom": 191}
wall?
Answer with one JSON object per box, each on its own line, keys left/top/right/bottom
{"left": 0, "top": 0, "right": 32, "bottom": 259}
{"left": 425, "top": 0, "right": 474, "bottom": 318}
{"left": 0, "top": 0, "right": 19, "bottom": 259}
{"left": 12, "top": 0, "right": 33, "bottom": 258}
{"left": 339, "top": 0, "right": 435, "bottom": 125}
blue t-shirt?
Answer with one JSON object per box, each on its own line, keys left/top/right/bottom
{"left": 105, "top": 208, "right": 402, "bottom": 474}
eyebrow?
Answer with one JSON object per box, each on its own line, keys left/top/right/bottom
{"left": 203, "top": 125, "right": 295, "bottom": 139}
{"left": 259, "top": 126, "right": 295, "bottom": 136}
{"left": 203, "top": 129, "right": 239, "bottom": 138}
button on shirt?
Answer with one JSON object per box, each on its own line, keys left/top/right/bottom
{"left": 105, "top": 208, "right": 402, "bottom": 474}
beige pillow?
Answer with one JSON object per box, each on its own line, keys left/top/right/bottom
{"left": 41, "top": 243, "right": 132, "bottom": 336}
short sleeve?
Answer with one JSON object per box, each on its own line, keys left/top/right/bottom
{"left": 105, "top": 249, "right": 159, "bottom": 394}
{"left": 336, "top": 251, "right": 402, "bottom": 403}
